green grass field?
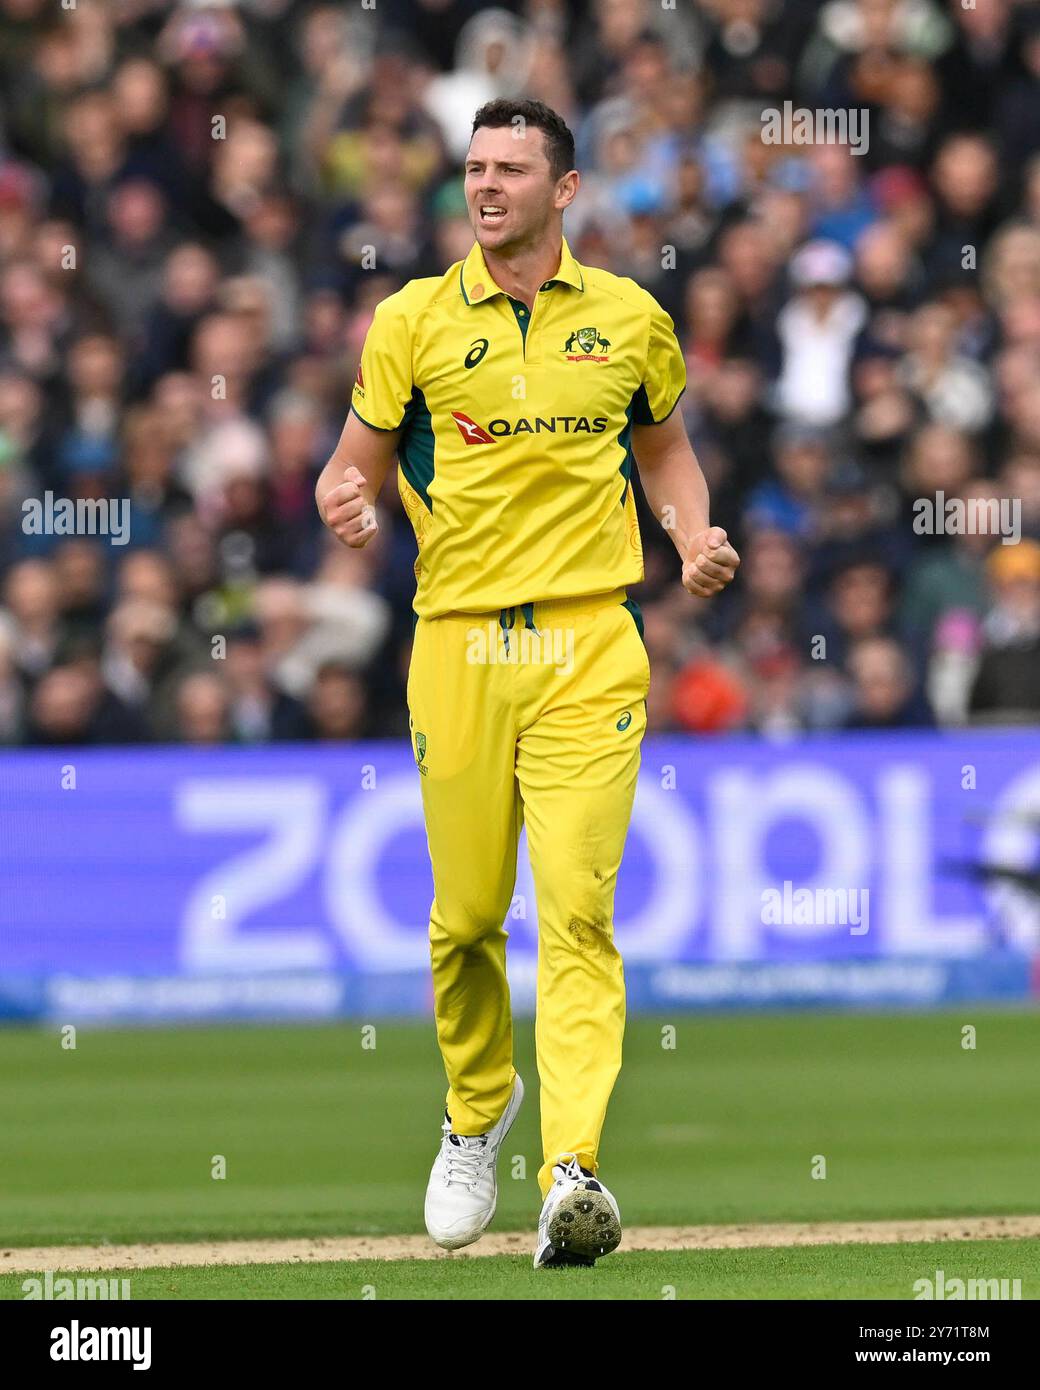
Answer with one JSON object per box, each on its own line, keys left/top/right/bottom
{"left": 1, "top": 1010, "right": 1038, "bottom": 1299}
{"left": 5, "top": 1241, "right": 1038, "bottom": 1301}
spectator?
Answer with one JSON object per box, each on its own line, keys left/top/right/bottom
{"left": 0, "top": 612, "right": 24, "bottom": 741}
{"left": 25, "top": 654, "right": 147, "bottom": 744}
{"left": 4, "top": 557, "right": 62, "bottom": 678}
{"left": 173, "top": 669, "right": 231, "bottom": 744}
{"left": 969, "top": 541, "right": 1040, "bottom": 722}
{"left": 774, "top": 240, "right": 867, "bottom": 427}
{"left": 306, "top": 660, "right": 369, "bottom": 740}
{"left": 898, "top": 301, "right": 993, "bottom": 431}
{"left": 224, "top": 623, "right": 310, "bottom": 743}
{"left": 845, "top": 636, "right": 935, "bottom": 730}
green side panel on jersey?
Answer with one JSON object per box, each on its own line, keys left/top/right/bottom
{"left": 621, "top": 386, "right": 686, "bottom": 503}
{"left": 398, "top": 387, "right": 435, "bottom": 513}
{"left": 622, "top": 596, "right": 645, "bottom": 641}
{"left": 630, "top": 382, "right": 654, "bottom": 426}
{"left": 618, "top": 396, "right": 637, "bottom": 506}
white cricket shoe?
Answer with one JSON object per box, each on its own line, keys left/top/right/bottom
{"left": 424, "top": 1073, "right": 524, "bottom": 1250}
{"left": 533, "top": 1154, "right": 622, "bottom": 1268}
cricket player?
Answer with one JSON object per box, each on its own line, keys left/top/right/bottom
{"left": 316, "top": 99, "right": 739, "bottom": 1268}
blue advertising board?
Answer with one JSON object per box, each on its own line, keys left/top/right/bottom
{"left": 1, "top": 731, "right": 1038, "bottom": 1022}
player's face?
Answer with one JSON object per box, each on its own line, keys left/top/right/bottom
{"left": 464, "top": 125, "right": 565, "bottom": 253}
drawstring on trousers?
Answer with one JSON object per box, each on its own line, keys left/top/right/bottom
{"left": 498, "top": 603, "right": 539, "bottom": 656}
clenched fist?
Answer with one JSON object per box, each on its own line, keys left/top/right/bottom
{"left": 682, "top": 526, "right": 740, "bottom": 597}
{"left": 319, "top": 465, "right": 378, "bottom": 548}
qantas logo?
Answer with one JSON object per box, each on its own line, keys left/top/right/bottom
{"left": 451, "top": 411, "right": 495, "bottom": 444}
{"left": 451, "top": 412, "right": 608, "bottom": 444}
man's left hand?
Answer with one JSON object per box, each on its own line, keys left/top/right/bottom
{"left": 682, "top": 526, "right": 741, "bottom": 597}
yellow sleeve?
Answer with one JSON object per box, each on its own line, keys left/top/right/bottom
{"left": 350, "top": 293, "right": 415, "bottom": 431}
{"left": 631, "top": 295, "right": 686, "bottom": 425}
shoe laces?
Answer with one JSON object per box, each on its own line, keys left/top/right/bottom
{"left": 552, "top": 1153, "right": 586, "bottom": 1183}
{"left": 440, "top": 1118, "right": 490, "bottom": 1190}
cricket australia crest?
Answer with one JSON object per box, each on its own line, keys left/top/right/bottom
{"left": 562, "top": 326, "right": 611, "bottom": 361}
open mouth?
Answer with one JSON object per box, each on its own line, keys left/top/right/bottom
{"left": 479, "top": 204, "right": 508, "bottom": 224}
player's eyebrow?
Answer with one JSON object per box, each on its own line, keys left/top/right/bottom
{"left": 465, "top": 158, "right": 532, "bottom": 170}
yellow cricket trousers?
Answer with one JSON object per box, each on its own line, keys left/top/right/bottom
{"left": 407, "top": 587, "right": 649, "bottom": 1199}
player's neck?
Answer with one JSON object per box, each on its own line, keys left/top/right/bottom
{"left": 482, "top": 235, "right": 563, "bottom": 311}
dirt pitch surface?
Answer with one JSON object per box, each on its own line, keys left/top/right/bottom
{"left": 4, "top": 1215, "right": 1039, "bottom": 1273}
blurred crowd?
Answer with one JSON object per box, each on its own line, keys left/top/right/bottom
{"left": 1, "top": 0, "right": 1039, "bottom": 745}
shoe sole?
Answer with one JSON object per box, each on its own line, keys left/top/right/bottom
{"left": 543, "top": 1186, "right": 622, "bottom": 1262}
{"left": 425, "top": 1073, "right": 525, "bottom": 1249}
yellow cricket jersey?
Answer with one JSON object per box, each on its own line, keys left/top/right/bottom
{"left": 350, "top": 235, "right": 686, "bottom": 618}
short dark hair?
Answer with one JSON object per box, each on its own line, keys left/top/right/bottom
{"left": 470, "top": 99, "right": 576, "bottom": 182}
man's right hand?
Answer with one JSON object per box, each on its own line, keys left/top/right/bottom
{"left": 319, "top": 465, "right": 378, "bottom": 548}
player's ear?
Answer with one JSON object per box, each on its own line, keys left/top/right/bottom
{"left": 555, "top": 169, "right": 579, "bottom": 210}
